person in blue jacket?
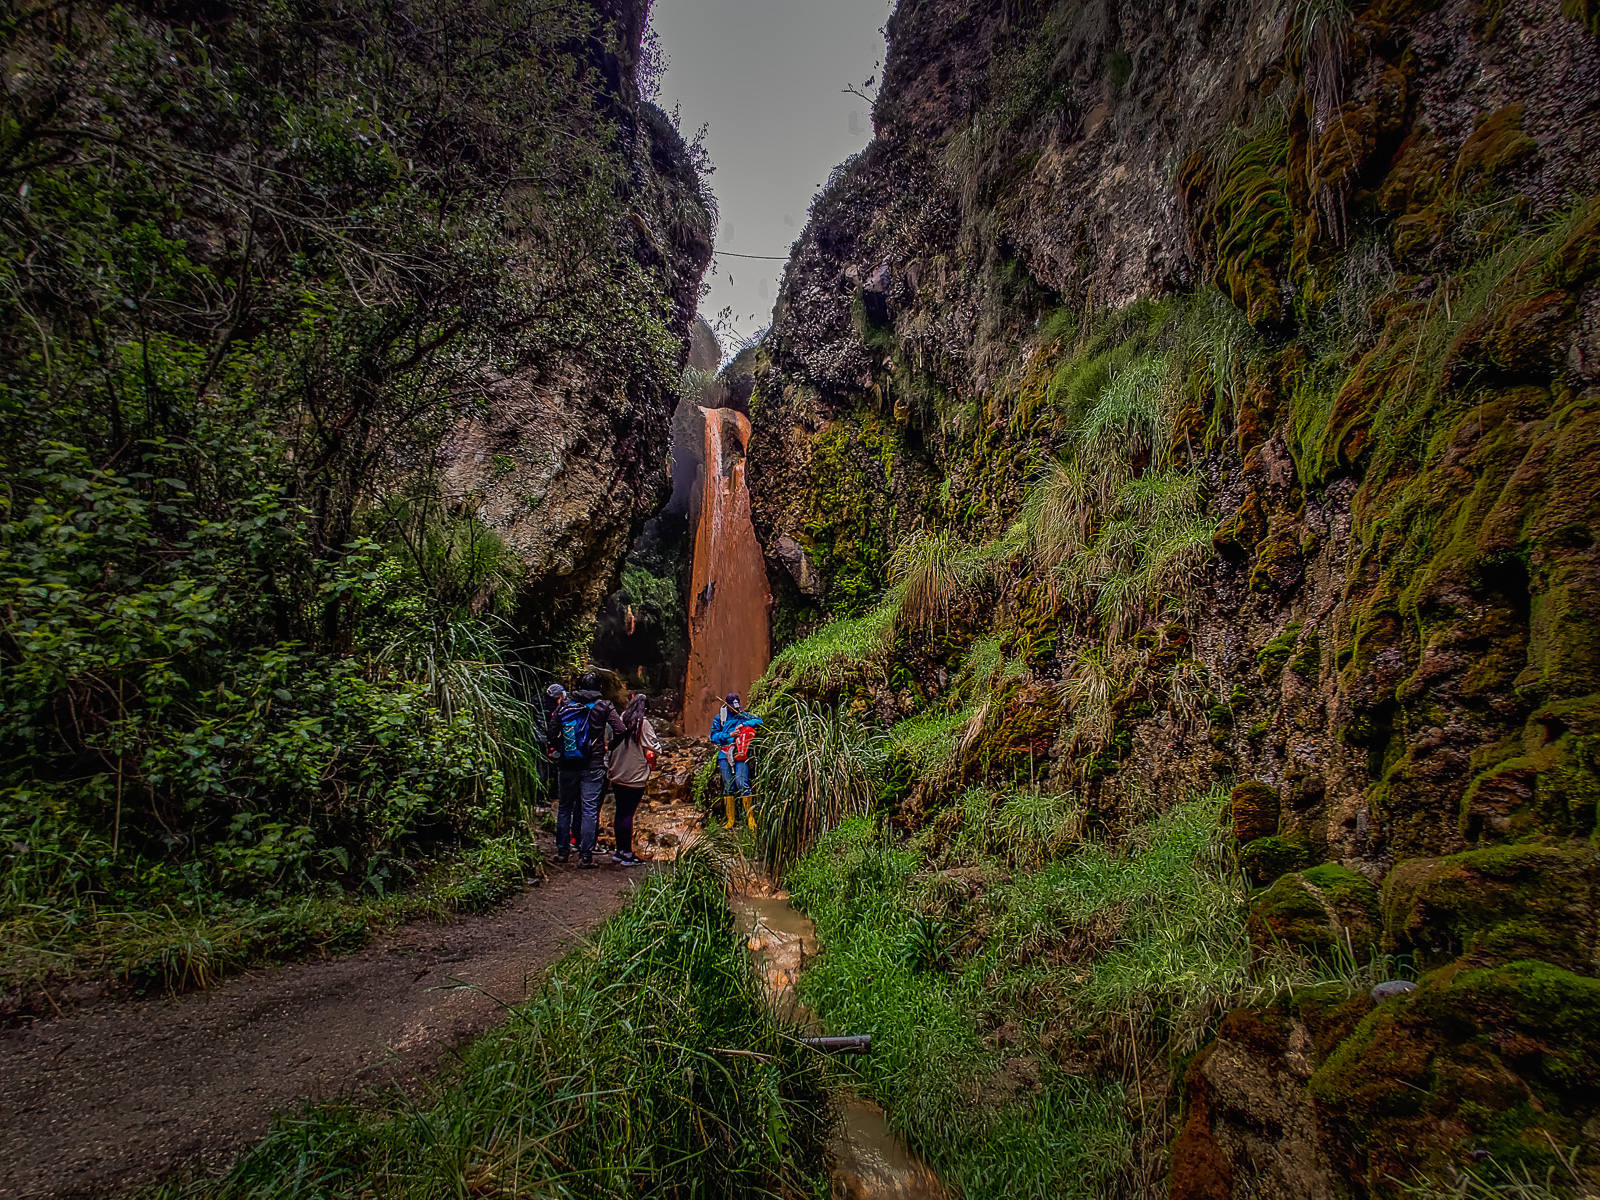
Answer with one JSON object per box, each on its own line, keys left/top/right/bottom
{"left": 545, "top": 678, "right": 625, "bottom": 867}
{"left": 709, "top": 692, "right": 761, "bottom": 830}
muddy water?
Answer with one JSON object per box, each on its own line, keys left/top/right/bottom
{"left": 731, "top": 887, "right": 949, "bottom": 1200}
{"left": 681, "top": 406, "right": 771, "bottom": 736}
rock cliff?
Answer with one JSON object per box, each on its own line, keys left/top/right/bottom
{"left": 743, "top": 0, "right": 1600, "bottom": 1192}
{"left": 435, "top": 5, "right": 714, "bottom": 648}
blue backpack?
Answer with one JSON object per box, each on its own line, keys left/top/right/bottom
{"left": 558, "top": 702, "right": 596, "bottom": 763}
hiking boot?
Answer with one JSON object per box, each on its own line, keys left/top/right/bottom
{"left": 575, "top": 855, "right": 595, "bottom": 869}
{"left": 553, "top": 853, "right": 570, "bottom": 864}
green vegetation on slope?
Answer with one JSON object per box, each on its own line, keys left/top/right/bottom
{"left": 148, "top": 847, "right": 833, "bottom": 1199}
{"left": 786, "top": 792, "right": 1310, "bottom": 1198}
{"left": 0, "top": 0, "right": 706, "bottom": 990}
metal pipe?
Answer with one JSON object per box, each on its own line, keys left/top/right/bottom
{"left": 799, "top": 1034, "right": 871, "bottom": 1054}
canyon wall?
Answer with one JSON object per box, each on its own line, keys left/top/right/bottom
{"left": 745, "top": 0, "right": 1600, "bottom": 1192}
{"left": 435, "top": 3, "right": 714, "bottom": 648}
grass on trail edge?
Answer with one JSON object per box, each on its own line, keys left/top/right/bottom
{"left": 2, "top": 835, "right": 543, "bottom": 1002}
{"left": 146, "top": 842, "right": 835, "bottom": 1200}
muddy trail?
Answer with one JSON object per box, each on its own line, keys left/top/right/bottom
{"left": 0, "top": 836, "right": 643, "bottom": 1200}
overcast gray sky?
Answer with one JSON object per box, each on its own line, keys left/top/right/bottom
{"left": 651, "top": 0, "right": 894, "bottom": 355}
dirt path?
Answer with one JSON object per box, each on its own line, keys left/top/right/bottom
{"left": 0, "top": 842, "right": 644, "bottom": 1200}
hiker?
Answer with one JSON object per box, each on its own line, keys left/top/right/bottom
{"left": 605, "top": 692, "right": 660, "bottom": 867}
{"left": 709, "top": 692, "right": 762, "bottom": 831}
{"left": 546, "top": 678, "right": 626, "bottom": 868}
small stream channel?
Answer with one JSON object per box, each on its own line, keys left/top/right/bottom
{"left": 729, "top": 885, "right": 948, "bottom": 1200}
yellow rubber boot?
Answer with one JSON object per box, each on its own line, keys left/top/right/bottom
{"left": 742, "top": 795, "right": 757, "bottom": 831}
{"left": 723, "top": 796, "right": 737, "bottom": 830}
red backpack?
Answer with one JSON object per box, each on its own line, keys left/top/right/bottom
{"left": 732, "top": 723, "right": 757, "bottom": 763}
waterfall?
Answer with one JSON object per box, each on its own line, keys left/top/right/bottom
{"left": 682, "top": 405, "right": 771, "bottom": 737}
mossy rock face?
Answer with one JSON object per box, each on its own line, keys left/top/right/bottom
{"left": 1171, "top": 984, "right": 1376, "bottom": 1200}
{"left": 1309, "top": 960, "right": 1600, "bottom": 1191}
{"left": 1451, "top": 103, "right": 1540, "bottom": 194}
{"left": 1213, "top": 486, "right": 1268, "bottom": 558}
{"left": 1179, "top": 129, "right": 1291, "bottom": 328}
{"left": 1248, "top": 521, "right": 1305, "bottom": 595}
{"left": 1383, "top": 842, "right": 1600, "bottom": 973}
{"left": 1546, "top": 193, "right": 1600, "bottom": 286}
{"left": 1230, "top": 780, "right": 1281, "bottom": 842}
{"left": 1257, "top": 623, "right": 1303, "bottom": 682}
{"left": 1249, "top": 864, "right": 1380, "bottom": 962}
{"left": 1289, "top": 628, "right": 1322, "bottom": 680}
{"left": 1460, "top": 695, "right": 1600, "bottom": 843}
{"left": 1240, "top": 833, "right": 1312, "bottom": 885}
{"left": 1448, "top": 288, "right": 1575, "bottom": 381}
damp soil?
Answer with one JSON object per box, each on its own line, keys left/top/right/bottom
{"left": 0, "top": 835, "right": 643, "bottom": 1200}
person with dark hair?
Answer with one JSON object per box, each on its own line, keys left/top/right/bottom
{"left": 605, "top": 692, "right": 660, "bottom": 866}
{"left": 546, "top": 680, "right": 625, "bottom": 868}
{"left": 708, "top": 692, "right": 762, "bottom": 831}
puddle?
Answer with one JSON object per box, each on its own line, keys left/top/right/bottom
{"left": 730, "top": 886, "right": 948, "bottom": 1200}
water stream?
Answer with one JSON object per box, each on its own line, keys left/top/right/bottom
{"left": 730, "top": 886, "right": 948, "bottom": 1200}
{"left": 681, "top": 405, "right": 771, "bottom": 736}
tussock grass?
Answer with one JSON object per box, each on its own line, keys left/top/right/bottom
{"left": 753, "top": 699, "right": 886, "bottom": 877}
{"left": 147, "top": 845, "right": 833, "bottom": 1199}
{"left": 887, "top": 531, "right": 1006, "bottom": 633}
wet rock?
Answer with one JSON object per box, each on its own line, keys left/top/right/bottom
{"left": 772, "top": 534, "right": 826, "bottom": 600}
{"left": 1369, "top": 980, "right": 1417, "bottom": 1002}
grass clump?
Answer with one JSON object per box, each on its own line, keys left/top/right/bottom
{"left": 147, "top": 845, "right": 833, "bottom": 1199}
{"left": 754, "top": 700, "right": 887, "bottom": 878}
{"left": 3, "top": 834, "right": 541, "bottom": 999}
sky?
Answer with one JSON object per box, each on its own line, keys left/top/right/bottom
{"left": 649, "top": 0, "right": 895, "bottom": 356}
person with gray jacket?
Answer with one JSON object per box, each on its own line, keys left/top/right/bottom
{"left": 605, "top": 693, "right": 660, "bottom": 865}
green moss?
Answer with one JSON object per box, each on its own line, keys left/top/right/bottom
{"left": 1562, "top": 0, "right": 1600, "bottom": 32}
{"left": 800, "top": 415, "right": 905, "bottom": 615}
{"left": 1180, "top": 123, "right": 1293, "bottom": 327}
{"left": 1238, "top": 833, "right": 1311, "bottom": 885}
{"left": 1104, "top": 47, "right": 1133, "bottom": 93}
{"left": 1383, "top": 842, "right": 1600, "bottom": 972}
{"left": 1309, "top": 960, "right": 1600, "bottom": 1189}
{"left": 1230, "top": 780, "right": 1281, "bottom": 841}
{"left": 1289, "top": 628, "right": 1322, "bottom": 680}
{"left": 1460, "top": 696, "right": 1600, "bottom": 843}
{"left": 1249, "top": 865, "right": 1379, "bottom": 962}
{"left": 1257, "top": 622, "right": 1304, "bottom": 682}
{"left": 1452, "top": 103, "right": 1540, "bottom": 194}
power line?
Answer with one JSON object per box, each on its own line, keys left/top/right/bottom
{"left": 711, "top": 249, "right": 790, "bottom": 261}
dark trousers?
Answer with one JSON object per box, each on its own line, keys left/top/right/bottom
{"left": 718, "top": 756, "right": 751, "bottom": 796}
{"left": 556, "top": 764, "right": 605, "bottom": 858}
{"left": 612, "top": 784, "right": 645, "bottom": 856}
